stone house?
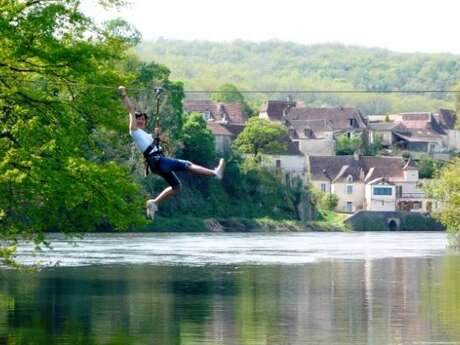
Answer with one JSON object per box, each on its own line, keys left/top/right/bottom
{"left": 261, "top": 137, "right": 306, "bottom": 186}
{"left": 308, "top": 155, "right": 436, "bottom": 213}
{"left": 183, "top": 100, "right": 247, "bottom": 124}
{"left": 205, "top": 122, "right": 305, "bottom": 185}
{"left": 259, "top": 99, "right": 305, "bottom": 123}
{"left": 368, "top": 109, "right": 458, "bottom": 159}
{"left": 206, "top": 122, "right": 245, "bottom": 154}
{"left": 283, "top": 106, "right": 368, "bottom": 157}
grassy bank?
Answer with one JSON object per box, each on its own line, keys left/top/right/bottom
{"left": 132, "top": 214, "right": 348, "bottom": 233}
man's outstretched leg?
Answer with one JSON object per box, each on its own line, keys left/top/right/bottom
{"left": 188, "top": 158, "right": 225, "bottom": 179}
{"left": 146, "top": 185, "right": 180, "bottom": 219}
{"left": 146, "top": 159, "right": 225, "bottom": 219}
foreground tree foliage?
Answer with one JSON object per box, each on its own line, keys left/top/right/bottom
{"left": 0, "top": 0, "right": 152, "bottom": 264}
{"left": 424, "top": 159, "right": 460, "bottom": 247}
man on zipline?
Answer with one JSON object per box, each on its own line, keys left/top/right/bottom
{"left": 118, "top": 86, "right": 225, "bottom": 219}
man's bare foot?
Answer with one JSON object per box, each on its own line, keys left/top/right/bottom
{"left": 146, "top": 199, "right": 158, "bottom": 220}
{"left": 214, "top": 158, "right": 225, "bottom": 180}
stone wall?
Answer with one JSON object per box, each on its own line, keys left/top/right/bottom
{"left": 346, "top": 211, "right": 444, "bottom": 231}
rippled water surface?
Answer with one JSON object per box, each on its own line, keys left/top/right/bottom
{"left": 1, "top": 232, "right": 459, "bottom": 345}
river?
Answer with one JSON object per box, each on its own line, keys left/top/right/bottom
{"left": 1, "top": 232, "right": 459, "bottom": 345}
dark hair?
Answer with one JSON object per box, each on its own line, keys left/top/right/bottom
{"left": 134, "top": 111, "right": 148, "bottom": 120}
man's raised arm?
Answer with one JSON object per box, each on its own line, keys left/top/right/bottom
{"left": 118, "top": 86, "right": 137, "bottom": 131}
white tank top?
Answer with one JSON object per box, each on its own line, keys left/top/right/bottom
{"left": 130, "top": 129, "right": 153, "bottom": 152}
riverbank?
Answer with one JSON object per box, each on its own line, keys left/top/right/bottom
{"left": 133, "top": 212, "right": 349, "bottom": 232}
{"left": 130, "top": 210, "right": 446, "bottom": 233}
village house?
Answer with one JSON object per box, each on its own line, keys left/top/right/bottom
{"left": 206, "top": 122, "right": 245, "bottom": 154}
{"left": 206, "top": 121, "right": 306, "bottom": 186}
{"left": 282, "top": 106, "right": 368, "bottom": 157}
{"left": 183, "top": 100, "right": 247, "bottom": 124}
{"left": 368, "top": 109, "right": 459, "bottom": 159}
{"left": 259, "top": 99, "right": 305, "bottom": 123}
{"left": 260, "top": 136, "right": 306, "bottom": 186}
{"left": 308, "top": 155, "right": 438, "bottom": 213}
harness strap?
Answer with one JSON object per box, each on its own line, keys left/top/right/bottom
{"left": 143, "top": 144, "right": 163, "bottom": 176}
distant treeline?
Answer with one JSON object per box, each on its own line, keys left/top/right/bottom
{"left": 136, "top": 39, "right": 459, "bottom": 114}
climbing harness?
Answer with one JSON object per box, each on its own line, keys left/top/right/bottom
{"left": 143, "top": 87, "right": 164, "bottom": 176}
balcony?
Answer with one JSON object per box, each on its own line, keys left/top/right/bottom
{"left": 398, "top": 192, "right": 425, "bottom": 200}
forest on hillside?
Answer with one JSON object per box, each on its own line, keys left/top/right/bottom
{"left": 136, "top": 39, "right": 460, "bottom": 115}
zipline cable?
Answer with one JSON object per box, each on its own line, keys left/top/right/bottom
{"left": 1, "top": 75, "right": 460, "bottom": 94}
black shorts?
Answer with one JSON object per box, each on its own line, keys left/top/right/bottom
{"left": 145, "top": 155, "right": 192, "bottom": 188}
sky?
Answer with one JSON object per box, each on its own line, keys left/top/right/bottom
{"left": 82, "top": 0, "right": 460, "bottom": 54}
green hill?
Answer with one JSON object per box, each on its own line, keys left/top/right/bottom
{"left": 135, "top": 39, "right": 459, "bottom": 114}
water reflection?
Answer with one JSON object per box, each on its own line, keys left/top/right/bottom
{"left": 1, "top": 257, "right": 460, "bottom": 345}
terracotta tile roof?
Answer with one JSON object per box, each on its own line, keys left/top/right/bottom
{"left": 393, "top": 127, "right": 443, "bottom": 143}
{"left": 309, "top": 155, "right": 415, "bottom": 182}
{"left": 206, "top": 123, "right": 246, "bottom": 137}
{"left": 207, "top": 123, "right": 233, "bottom": 136}
{"left": 223, "top": 123, "right": 246, "bottom": 137}
{"left": 368, "top": 122, "right": 399, "bottom": 131}
{"left": 260, "top": 100, "right": 298, "bottom": 121}
{"left": 183, "top": 100, "right": 215, "bottom": 113}
{"left": 400, "top": 112, "right": 431, "bottom": 122}
{"left": 367, "top": 177, "right": 395, "bottom": 185}
{"left": 183, "top": 100, "right": 247, "bottom": 124}
{"left": 395, "top": 112, "right": 447, "bottom": 135}
{"left": 285, "top": 107, "right": 367, "bottom": 134}
{"left": 265, "top": 136, "right": 303, "bottom": 156}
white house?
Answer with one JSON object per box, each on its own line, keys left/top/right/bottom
{"left": 308, "top": 155, "right": 436, "bottom": 213}
{"left": 365, "top": 178, "right": 397, "bottom": 211}
{"left": 282, "top": 106, "right": 367, "bottom": 157}
{"left": 261, "top": 137, "right": 306, "bottom": 186}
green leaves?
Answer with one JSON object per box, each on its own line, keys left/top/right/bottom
{"left": 234, "top": 117, "right": 287, "bottom": 157}
{"left": 0, "top": 0, "right": 147, "bottom": 265}
{"left": 424, "top": 158, "right": 460, "bottom": 247}
{"left": 210, "top": 83, "right": 253, "bottom": 117}
{"left": 178, "top": 113, "right": 215, "bottom": 166}
{"left": 336, "top": 134, "right": 362, "bottom": 155}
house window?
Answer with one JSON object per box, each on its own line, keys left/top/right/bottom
{"left": 346, "top": 202, "right": 353, "bottom": 213}
{"left": 203, "top": 111, "right": 212, "bottom": 121}
{"left": 276, "top": 160, "right": 281, "bottom": 168}
{"left": 321, "top": 183, "right": 327, "bottom": 192}
{"left": 374, "top": 187, "right": 392, "bottom": 196}
{"left": 349, "top": 118, "right": 355, "bottom": 127}
{"left": 346, "top": 185, "right": 353, "bottom": 194}
{"left": 396, "top": 186, "right": 402, "bottom": 198}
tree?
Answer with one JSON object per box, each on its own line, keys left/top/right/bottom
{"left": 210, "top": 83, "right": 253, "bottom": 117}
{"left": 416, "top": 155, "right": 445, "bottom": 179}
{"left": 424, "top": 158, "right": 460, "bottom": 247}
{"left": 178, "top": 113, "right": 216, "bottom": 166}
{"left": 336, "top": 134, "right": 362, "bottom": 155}
{"left": 0, "top": 0, "right": 147, "bottom": 265}
{"left": 234, "top": 118, "right": 287, "bottom": 158}
{"left": 365, "top": 133, "right": 384, "bottom": 156}
{"left": 124, "top": 57, "right": 185, "bottom": 153}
